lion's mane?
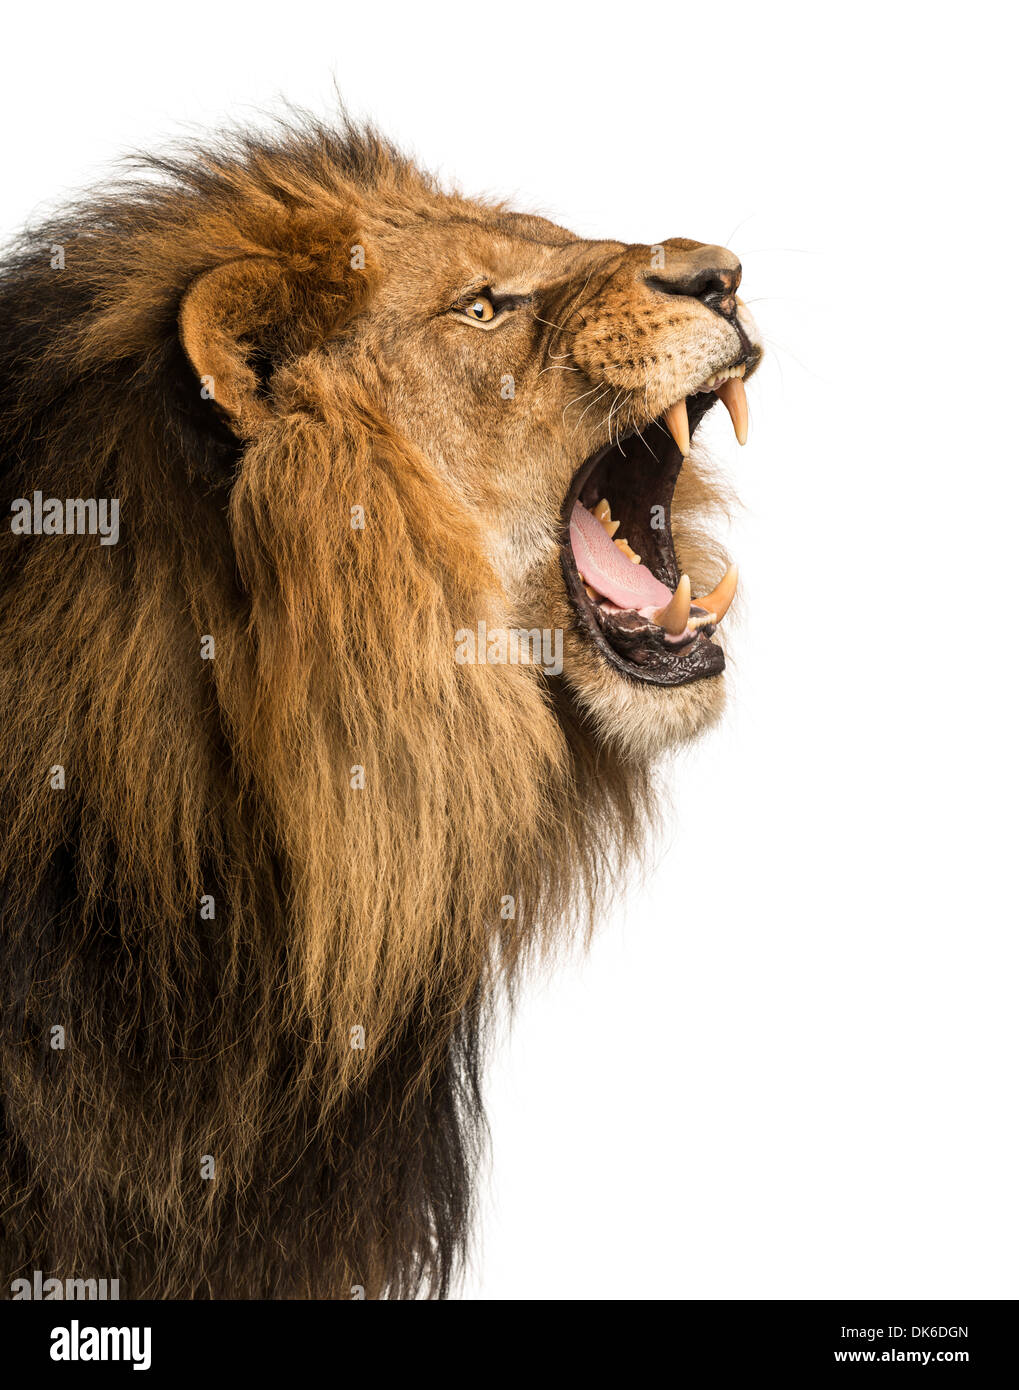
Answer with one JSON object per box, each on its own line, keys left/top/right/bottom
{"left": 0, "top": 121, "right": 646, "bottom": 1298}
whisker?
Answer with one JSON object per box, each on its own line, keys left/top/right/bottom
{"left": 542, "top": 252, "right": 624, "bottom": 355}
{"left": 596, "top": 396, "right": 622, "bottom": 443}
{"left": 632, "top": 423, "right": 657, "bottom": 461}
{"left": 757, "top": 332, "right": 819, "bottom": 380}
{"left": 723, "top": 213, "right": 755, "bottom": 249}
{"left": 562, "top": 383, "right": 602, "bottom": 422}
{"left": 537, "top": 363, "right": 581, "bottom": 378}
{"left": 541, "top": 265, "right": 599, "bottom": 344}
{"left": 606, "top": 390, "right": 624, "bottom": 448}
{"left": 573, "top": 387, "right": 610, "bottom": 433}
{"left": 612, "top": 390, "right": 634, "bottom": 450}
{"left": 533, "top": 314, "right": 582, "bottom": 340}
{"left": 740, "top": 246, "right": 819, "bottom": 257}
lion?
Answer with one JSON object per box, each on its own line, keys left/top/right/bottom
{"left": 0, "top": 117, "right": 761, "bottom": 1299}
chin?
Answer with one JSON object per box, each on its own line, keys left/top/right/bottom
{"left": 563, "top": 629, "right": 727, "bottom": 761}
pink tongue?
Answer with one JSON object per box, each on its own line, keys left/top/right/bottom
{"left": 569, "top": 503, "right": 673, "bottom": 610}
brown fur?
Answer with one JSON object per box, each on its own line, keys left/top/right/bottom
{"left": 0, "top": 117, "right": 751, "bottom": 1297}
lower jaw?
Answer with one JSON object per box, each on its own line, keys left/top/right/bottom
{"left": 561, "top": 571, "right": 726, "bottom": 687}
{"left": 602, "top": 629, "right": 724, "bottom": 687}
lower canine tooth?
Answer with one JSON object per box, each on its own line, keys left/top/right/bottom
{"left": 694, "top": 564, "right": 738, "bottom": 622}
{"left": 715, "top": 376, "right": 748, "bottom": 446}
{"left": 653, "top": 573, "right": 691, "bottom": 635}
{"left": 665, "top": 398, "right": 690, "bottom": 455}
{"left": 593, "top": 499, "right": 620, "bottom": 537}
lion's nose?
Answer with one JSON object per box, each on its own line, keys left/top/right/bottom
{"left": 644, "top": 246, "right": 742, "bottom": 318}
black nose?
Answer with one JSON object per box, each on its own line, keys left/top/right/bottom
{"left": 645, "top": 261, "right": 741, "bottom": 318}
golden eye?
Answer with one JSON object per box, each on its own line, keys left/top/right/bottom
{"left": 465, "top": 295, "right": 495, "bottom": 322}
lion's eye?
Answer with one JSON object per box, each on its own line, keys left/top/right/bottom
{"left": 465, "top": 295, "right": 495, "bottom": 322}
{"left": 450, "top": 288, "right": 530, "bottom": 327}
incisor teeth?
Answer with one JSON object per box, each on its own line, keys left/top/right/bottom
{"left": 664, "top": 398, "right": 690, "bottom": 455}
{"left": 694, "top": 564, "right": 738, "bottom": 623}
{"left": 653, "top": 573, "right": 691, "bottom": 636}
{"left": 716, "top": 376, "right": 748, "bottom": 446}
{"left": 614, "top": 538, "right": 641, "bottom": 564}
{"left": 700, "top": 363, "right": 747, "bottom": 393}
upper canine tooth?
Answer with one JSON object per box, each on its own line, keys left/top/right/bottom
{"left": 665, "top": 398, "right": 690, "bottom": 455}
{"left": 653, "top": 573, "right": 691, "bottom": 635}
{"left": 694, "top": 564, "right": 738, "bottom": 622}
{"left": 715, "top": 376, "right": 748, "bottom": 446}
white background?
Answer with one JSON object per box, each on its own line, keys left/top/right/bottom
{"left": 5, "top": 1, "right": 1016, "bottom": 1299}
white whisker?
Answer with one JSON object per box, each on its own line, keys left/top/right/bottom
{"left": 573, "top": 387, "right": 610, "bottom": 433}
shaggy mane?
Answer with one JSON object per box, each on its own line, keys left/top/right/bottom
{"left": 0, "top": 118, "right": 647, "bottom": 1298}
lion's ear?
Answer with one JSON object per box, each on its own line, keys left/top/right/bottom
{"left": 178, "top": 254, "right": 356, "bottom": 436}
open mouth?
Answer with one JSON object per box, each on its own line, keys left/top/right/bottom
{"left": 559, "top": 363, "right": 750, "bottom": 687}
